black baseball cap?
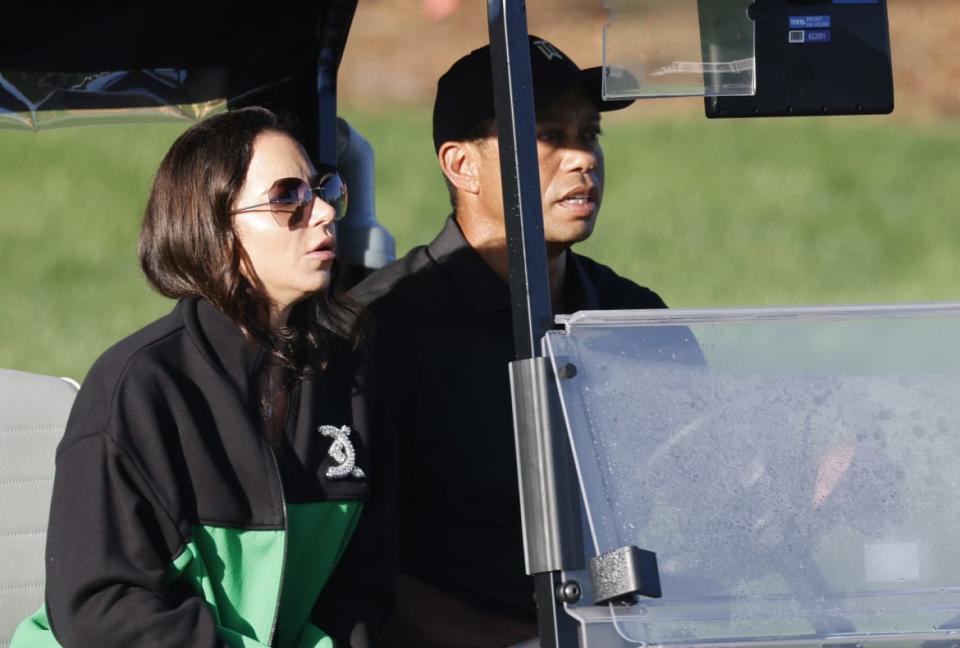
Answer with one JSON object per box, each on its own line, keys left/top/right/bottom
{"left": 432, "top": 35, "right": 635, "bottom": 152}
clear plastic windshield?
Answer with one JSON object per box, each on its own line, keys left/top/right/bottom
{"left": 546, "top": 304, "right": 960, "bottom": 646}
{"left": 603, "top": 0, "right": 756, "bottom": 98}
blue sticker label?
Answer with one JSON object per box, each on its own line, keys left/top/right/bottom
{"left": 790, "top": 15, "right": 831, "bottom": 29}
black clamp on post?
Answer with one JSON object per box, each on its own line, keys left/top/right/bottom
{"left": 589, "top": 546, "right": 662, "bottom": 605}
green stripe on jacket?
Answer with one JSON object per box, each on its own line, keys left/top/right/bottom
{"left": 11, "top": 501, "right": 362, "bottom": 648}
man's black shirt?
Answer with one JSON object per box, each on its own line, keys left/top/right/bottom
{"left": 351, "top": 216, "right": 673, "bottom": 621}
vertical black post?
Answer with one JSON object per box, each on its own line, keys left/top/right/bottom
{"left": 487, "top": 0, "right": 554, "bottom": 361}
{"left": 488, "top": 2, "right": 577, "bottom": 646}
{"left": 315, "top": 0, "right": 357, "bottom": 167}
{"left": 315, "top": 53, "right": 338, "bottom": 167}
{"left": 229, "top": 1, "right": 356, "bottom": 169}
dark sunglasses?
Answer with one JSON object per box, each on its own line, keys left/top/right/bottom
{"left": 231, "top": 171, "right": 348, "bottom": 228}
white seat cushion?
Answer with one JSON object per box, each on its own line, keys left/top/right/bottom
{"left": 0, "top": 369, "right": 77, "bottom": 646}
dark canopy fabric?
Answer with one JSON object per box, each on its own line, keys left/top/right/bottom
{"left": 0, "top": 2, "right": 355, "bottom": 127}
{"left": 0, "top": 2, "right": 353, "bottom": 72}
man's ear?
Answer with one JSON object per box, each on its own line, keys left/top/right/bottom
{"left": 438, "top": 141, "right": 480, "bottom": 196}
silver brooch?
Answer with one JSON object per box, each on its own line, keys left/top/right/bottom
{"left": 319, "top": 425, "right": 366, "bottom": 479}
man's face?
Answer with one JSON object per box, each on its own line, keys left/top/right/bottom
{"left": 474, "top": 87, "right": 604, "bottom": 250}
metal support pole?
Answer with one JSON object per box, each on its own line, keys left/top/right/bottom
{"left": 510, "top": 358, "right": 585, "bottom": 646}
{"left": 488, "top": 1, "right": 577, "bottom": 645}
{"left": 315, "top": 0, "right": 357, "bottom": 167}
{"left": 487, "top": 0, "right": 553, "bottom": 361}
{"left": 316, "top": 56, "right": 338, "bottom": 168}
{"left": 510, "top": 358, "right": 584, "bottom": 576}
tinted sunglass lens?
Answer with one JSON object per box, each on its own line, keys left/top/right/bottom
{"left": 290, "top": 182, "right": 313, "bottom": 226}
{"left": 287, "top": 204, "right": 308, "bottom": 227}
{"left": 318, "top": 175, "right": 348, "bottom": 221}
{"left": 269, "top": 178, "right": 306, "bottom": 205}
{"left": 268, "top": 179, "right": 312, "bottom": 227}
{"left": 265, "top": 175, "right": 347, "bottom": 226}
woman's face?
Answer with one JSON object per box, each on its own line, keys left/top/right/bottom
{"left": 232, "top": 131, "right": 337, "bottom": 325}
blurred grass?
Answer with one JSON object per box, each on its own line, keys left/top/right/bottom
{"left": 1, "top": 111, "right": 959, "bottom": 379}
{"left": 0, "top": 123, "right": 184, "bottom": 381}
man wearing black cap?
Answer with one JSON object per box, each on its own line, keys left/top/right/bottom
{"left": 353, "top": 36, "right": 695, "bottom": 646}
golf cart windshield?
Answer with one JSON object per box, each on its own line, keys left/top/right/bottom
{"left": 602, "top": 0, "right": 756, "bottom": 98}
{"left": 601, "top": 0, "right": 894, "bottom": 116}
{"left": 545, "top": 304, "right": 960, "bottom": 646}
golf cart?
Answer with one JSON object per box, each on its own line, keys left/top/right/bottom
{"left": 6, "top": 2, "right": 957, "bottom": 647}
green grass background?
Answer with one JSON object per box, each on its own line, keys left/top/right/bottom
{"left": 1, "top": 109, "right": 958, "bottom": 380}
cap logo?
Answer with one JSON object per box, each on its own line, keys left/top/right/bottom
{"left": 534, "top": 39, "right": 564, "bottom": 62}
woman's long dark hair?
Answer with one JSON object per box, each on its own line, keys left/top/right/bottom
{"left": 138, "top": 106, "right": 363, "bottom": 378}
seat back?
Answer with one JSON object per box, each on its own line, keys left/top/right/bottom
{"left": 0, "top": 369, "right": 78, "bottom": 647}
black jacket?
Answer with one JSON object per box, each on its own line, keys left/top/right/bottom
{"left": 14, "top": 299, "right": 392, "bottom": 647}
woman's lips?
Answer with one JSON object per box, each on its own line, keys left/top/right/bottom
{"left": 307, "top": 249, "right": 336, "bottom": 261}
{"left": 306, "top": 239, "right": 336, "bottom": 261}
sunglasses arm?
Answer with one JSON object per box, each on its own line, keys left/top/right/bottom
{"left": 230, "top": 200, "right": 275, "bottom": 215}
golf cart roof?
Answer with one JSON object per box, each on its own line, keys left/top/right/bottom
{"left": 0, "top": 2, "right": 356, "bottom": 129}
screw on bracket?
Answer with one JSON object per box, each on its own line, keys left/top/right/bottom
{"left": 556, "top": 580, "right": 582, "bottom": 604}
{"left": 557, "top": 362, "right": 577, "bottom": 379}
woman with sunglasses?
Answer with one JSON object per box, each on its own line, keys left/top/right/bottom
{"left": 12, "top": 107, "right": 391, "bottom": 647}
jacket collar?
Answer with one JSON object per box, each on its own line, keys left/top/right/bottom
{"left": 426, "top": 215, "right": 597, "bottom": 316}
{"left": 181, "top": 298, "right": 268, "bottom": 404}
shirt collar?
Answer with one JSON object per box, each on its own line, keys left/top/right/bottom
{"left": 426, "top": 216, "right": 512, "bottom": 313}
{"left": 425, "top": 215, "right": 597, "bottom": 316}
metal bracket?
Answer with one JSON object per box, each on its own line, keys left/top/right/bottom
{"left": 509, "top": 357, "right": 585, "bottom": 575}
{"left": 589, "top": 546, "right": 662, "bottom": 605}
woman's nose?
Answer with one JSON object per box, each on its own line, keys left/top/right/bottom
{"left": 306, "top": 195, "right": 337, "bottom": 226}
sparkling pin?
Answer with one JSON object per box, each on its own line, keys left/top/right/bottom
{"left": 319, "top": 425, "right": 366, "bottom": 479}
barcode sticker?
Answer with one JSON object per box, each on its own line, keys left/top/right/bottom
{"left": 788, "top": 29, "right": 831, "bottom": 44}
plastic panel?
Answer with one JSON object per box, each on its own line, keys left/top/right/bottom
{"left": 546, "top": 304, "right": 960, "bottom": 646}
{"left": 603, "top": 0, "right": 755, "bottom": 99}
